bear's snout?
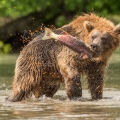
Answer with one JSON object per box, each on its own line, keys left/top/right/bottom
{"left": 90, "top": 44, "right": 98, "bottom": 51}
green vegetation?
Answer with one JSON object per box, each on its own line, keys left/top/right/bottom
{"left": 106, "top": 48, "right": 120, "bottom": 89}
{"left": 0, "top": 54, "right": 18, "bottom": 90}
{"left": 0, "top": 0, "right": 120, "bottom": 18}
{"left": 0, "top": 41, "right": 12, "bottom": 54}
{"left": 0, "top": 0, "right": 120, "bottom": 27}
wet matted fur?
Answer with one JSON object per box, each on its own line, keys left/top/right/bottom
{"left": 6, "top": 13, "right": 120, "bottom": 101}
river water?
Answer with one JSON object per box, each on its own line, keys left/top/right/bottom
{"left": 0, "top": 89, "right": 120, "bottom": 120}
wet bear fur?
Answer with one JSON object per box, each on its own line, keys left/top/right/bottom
{"left": 6, "top": 13, "right": 120, "bottom": 102}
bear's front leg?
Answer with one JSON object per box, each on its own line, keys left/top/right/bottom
{"left": 87, "top": 69, "right": 104, "bottom": 100}
{"left": 59, "top": 63, "right": 82, "bottom": 100}
{"left": 65, "top": 74, "right": 82, "bottom": 100}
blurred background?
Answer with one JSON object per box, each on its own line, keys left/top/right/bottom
{"left": 0, "top": 0, "right": 120, "bottom": 90}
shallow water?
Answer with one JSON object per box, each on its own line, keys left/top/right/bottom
{"left": 0, "top": 89, "right": 120, "bottom": 120}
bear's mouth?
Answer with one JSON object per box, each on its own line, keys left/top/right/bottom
{"left": 91, "top": 48, "right": 103, "bottom": 58}
{"left": 92, "top": 51, "right": 101, "bottom": 58}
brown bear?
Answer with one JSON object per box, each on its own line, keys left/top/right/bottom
{"left": 6, "top": 13, "right": 120, "bottom": 102}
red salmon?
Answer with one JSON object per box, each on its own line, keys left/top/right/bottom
{"left": 42, "top": 28, "right": 94, "bottom": 58}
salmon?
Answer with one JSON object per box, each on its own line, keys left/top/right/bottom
{"left": 42, "top": 28, "right": 94, "bottom": 58}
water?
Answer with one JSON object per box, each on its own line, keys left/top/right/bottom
{"left": 0, "top": 89, "right": 120, "bottom": 120}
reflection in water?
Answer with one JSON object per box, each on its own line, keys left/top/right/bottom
{"left": 0, "top": 89, "right": 120, "bottom": 120}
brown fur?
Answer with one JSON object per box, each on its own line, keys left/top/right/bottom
{"left": 6, "top": 13, "right": 120, "bottom": 101}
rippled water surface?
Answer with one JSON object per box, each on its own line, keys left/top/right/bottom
{"left": 0, "top": 89, "right": 120, "bottom": 120}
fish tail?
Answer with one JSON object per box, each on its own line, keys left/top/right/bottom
{"left": 42, "top": 28, "right": 57, "bottom": 40}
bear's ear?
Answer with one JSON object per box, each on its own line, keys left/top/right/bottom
{"left": 114, "top": 24, "right": 120, "bottom": 34}
{"left": 83, "top": 21, "right": 94, "bottom": 32}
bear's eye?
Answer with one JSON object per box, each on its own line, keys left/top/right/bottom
{"left": 91, "top": 35, "right": 97, "bottom": 39}
{"left": 101, "top": 37, "right": 107, "bottom": 41}
{"left": 102, "top": 33, "right": 112, "bottom": 41}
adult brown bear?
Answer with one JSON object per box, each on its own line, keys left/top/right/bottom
{"left": 6, "top": 13, "right": 120, "bottom": 102}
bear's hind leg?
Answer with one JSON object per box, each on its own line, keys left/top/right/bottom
{"left": 6, "top": 76, "right": 34, "bottom": 102}
{"left": 32, "top": 85, "right": 44, "bottom": 99}
{"left": 44, "top": 84, "right": 60, "bottom": 97}
{"left": 6, "top": 90, "right": 25, "bottom": 102}
{"left": 59, "top": 64, "right": 82, "bottom": 100}
{"left": 32, "top": 83, "right": 60, "bottom": 99}
{"left": 65, "top": 74, "right": 82, "bottom": 100}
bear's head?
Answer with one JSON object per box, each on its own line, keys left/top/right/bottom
{"left": 84, "top": 21, "right": 120, "bottom": 61}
